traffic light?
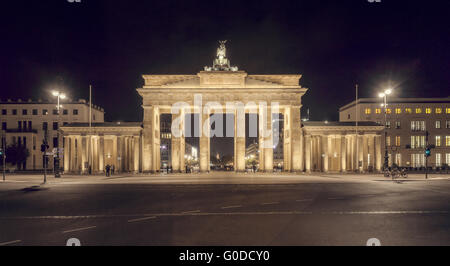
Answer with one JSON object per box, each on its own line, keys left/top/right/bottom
{"left": 425, "top": 148, "right": 431, "bottom": 157}
{"left": 41, "top": 143, "right": 49, "bottom": 152}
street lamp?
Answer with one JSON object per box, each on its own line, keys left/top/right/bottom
{"left": 52, "top": 90, "right": 66, "bottom": 178}
{"left": 378, "top": 88, "right": 392, "bottom": 170}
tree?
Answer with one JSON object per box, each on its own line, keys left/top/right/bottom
{"left": 5, "top": 144, "right": 29, "bottom": 170}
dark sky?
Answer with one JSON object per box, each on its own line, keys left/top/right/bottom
{"left": 1, "top": 0, "right": 449, "bottom": 123}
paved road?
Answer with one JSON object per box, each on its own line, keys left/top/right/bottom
{"left": 0, "top": 174, "right": 449, "bottom": 246}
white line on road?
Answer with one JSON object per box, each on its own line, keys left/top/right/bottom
{"left": 127, "top": 216, "right": 157, "bottom": 223}
{"left": 181, "top": 210, "right": 201, "bottom": 214}
{"left": 261, "top": 202, "right": 279, "bottom": 205}
{"left": 0, "top": 240, "right": 21, "bottom": 246}
{"left": 62, "top": 226, "right": 97, "bottom": 234}
{"left": 221, "top": 205, "right": 242, "bottom": 209}
{"left": 4, "top": 210, "right": 449, "bottom": 221}
{"left": 295, "top": 199, "right": 313, "bottom": 202}
{"left": 327, "top": 197, "right": 345, "bottom": 200}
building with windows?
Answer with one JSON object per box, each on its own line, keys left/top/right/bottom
{"left": 0, "top": 98, "right": 104, "bottom": 170}
{"left": 339, "top": 97, "right": 450, "bottom": 168}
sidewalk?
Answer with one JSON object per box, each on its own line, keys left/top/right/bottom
{"left": 0, "top": 172, "right": 448, "bottom": 185}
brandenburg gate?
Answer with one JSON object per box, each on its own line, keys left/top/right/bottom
{"left": 61, "top": 41, "right": 383, "bottom": 174}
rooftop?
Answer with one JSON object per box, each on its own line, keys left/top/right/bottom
{"left": 339, "top": 97, "right": 450, "bottom": 111}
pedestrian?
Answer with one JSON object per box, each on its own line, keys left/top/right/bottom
{"left": 111, "top": 165, "right": 115, "bottom": 175}
{"left": 186, "top": 165, "right": 188, "bottom": 173}
{"left": 105, "top": 165, "right": 110, "bottom": 177}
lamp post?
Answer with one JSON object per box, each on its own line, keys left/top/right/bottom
{"left": 52, "top": 91, "right": 66, "bottom": 178}
{"left": 378, "top": 88, "right": 392, "bottom": 171}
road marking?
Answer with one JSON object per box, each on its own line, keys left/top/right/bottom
{"left": 62, "top": 226, "right": 97, "bottom": 234}
{"left": 127, "top": 216, "right": 157, "bottom": 223}
{"left": 327, "top": 197, "right": 345, "bottom": 200}
{"left": 0, "top": 240, "right": 21, "bottom": 246}
{"left": 4, "top": 210, "right": 449, "bottom": 221}
{"left": 261, "top": 202, "right": 279, "bottom": 205}
{"left": 221, "top": 205, "right": 242, "bottom": 209}
{"left": 360, "top": 194, "right": 376, "bottom": 198}
{"left": 181, "top": 210, "right": 201, "bottom": 214}
{"left": 296, "top": 199, "right": 313, "bottom": 202}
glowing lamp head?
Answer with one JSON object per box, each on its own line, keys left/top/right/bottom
{"left": 378, "top": 93, "right": 385, "bottom": 98}
{"left": 59, "top": 94, "right": 66, "bottom": 99}
{"left": 52, "top": 91, "right": 59, "bottom": 97}
{"left": 385, "top": 88, "right": 392, "bottom": 95}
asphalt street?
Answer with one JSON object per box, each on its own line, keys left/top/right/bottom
{"left": 0, "top": 173, "right": 449, "bottom": 246}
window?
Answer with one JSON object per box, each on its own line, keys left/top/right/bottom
{"left": 436, "top": 154, "right": 441, "bottom": 167}
{"left": 395, "top": 108, "right": 401, "bottom": 114}
{"left": 12, "top": 109, "right": 17, "bottom": 115}
{"left": 395, "top": 121, "right": 401, "bottom": 129}
{"left": 446, "top": 136, "right": 450, "bottom": 147}
{"left": 53, "top": 109, "right": 58, "bottom": 115}
{"left": 446, "top": 121, "right": 450, "bottom": 129}
{"left": 395, "top": 154, "right": 401, "bottom": 166}
{"left": 405, "top": 108, "right": 412, "bottom": 114}
{"left": 436, "top": 136, "right": 441, "bottom": 147}
{"left": 22, "top": 109, "right": 27, "bottom": 115}
{"left": 411, "top": 154, "right": 425, "bottom": 167}
{"left": 73, "top": 109, "right": 78, "bottom": 115}
{"left": 1, "top": 122, "right": 6, "bottom": 130}
{"left": 63, "top": 109, "right": 68, "bottom": 115}
{"left": 53, "top": 122, "right": 58, "bottom": 130}
{"left": 28, "top": 121, "right": 32, "bottom": 131}
{"left": 365, "top": 108, "right": 371, "bottom": 114}
{"left": 1, "top": 109, "right": 6, "bottom": 115}
{"left": 411, "top": 136, "right": 425, "bottom": 149}
{"left": 411, "top": 121, "right": 425, "bottom": 131}
{"left": 395, "top": 136, "right": 401, "bottom": 146}
{"left": 347, "top": 114, "right": 350, "bottom": 119}
{"left": 42, "top": 109, "right": 48, "bottom": 115}
{"left": 18, "top": 121, "right": 22, "bottom": 131}
{"left": 447, "top": 154, "right": 450, "bottom": 165}
{"left": 426, "top": 108, "right": 431, "bottom": 114}
{"left": 415, "top": 108, "right": 422, "bottom": 114}
{"left": 446, "top": 108, "right": 450, "bottom": 114}
{"left": 375, "top": 108, "right": 381, "bottom": 114}
{"left": 53, "top": 137, "right": 58, "bottom": 148}
{"left": 42, "top": 122, "right": 48, "bottom": 131}
{"left": 436, "top": 108, "right": 442, "bottom": 114}
{"left": 386, "top": 108, "right": 392, "bottom": 114}
{"left": 32, "top": 109, "right": 38, "bottom": 115}
{"left": 386, "top": 136, "right": 391, "bottom": 146}
{"left": 436, "top": 121, "right": 441, "bottom": 129}
{"left": 385, "top": 121, "right": 391, "bottom": 129}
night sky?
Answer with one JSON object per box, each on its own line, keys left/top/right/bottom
{"left": 1, "top": 0, "right": 449, "bottom": 155}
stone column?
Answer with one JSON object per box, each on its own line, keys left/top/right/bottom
{"left": 283, "top": 107, "right": 291, "bottom": 172}
{"left": 375, "top": 135, "right": 382, "bottom": 171}
{"left": 112, "top": 135, "right": 117, "bottom": 171}
{"left": 234, "top": 108, "right": 246, "bottom": 172}
{"left": 341, "top": 135, "right": 347, "bottom": 172}
{"left": 305, "top": 135, "right": 311, "bottom": 173}
{"left": 357, "top": 135, "right": 363, "bottom": 172}
{"left": 200, "top": 110, "right": 210, "bottom": 172}
{"left": 363, "top": 135, "right": 369, "bottom": 171}
{"left": 142, "top": 106, "right": 160, "bottom": 173}
{"left": 264, "top": 109, "right": 273, "bottom": 172}
{"left": 134, "top": 136, "right": 140, "bottom": 172}
{"left": 322, "top": 135, "right": 329, "bottom": 172}
{"left": 99, "top": 136, "right": 104, "bottom": 172}
{"left": 291, "top": 106, "right": 302, "bottom": 172}
{"left": 172, "top": 109, "right": 185, "bottom": 172}
{"left": 71, "top": 137, "right": 76, "bottom": 172}
{"left": 369, "top": 135, "right": 375, "bottom": 170}
{"left": 81, "top": 136, "right": 87, "bottom": 174}
{"left": 64, "top": 136, "right": 69, "bottom": 172}
{"left": 77, "top": 136, "right": 83, "bottom": 173}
